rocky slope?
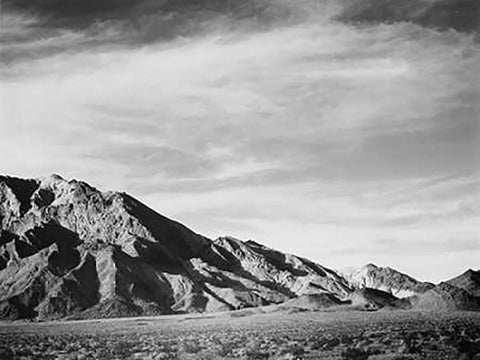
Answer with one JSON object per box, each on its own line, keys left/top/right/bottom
{"left": 347, "top": 288, "right": 400, "bottom": 310}
{"left": 412, "top": 281, "right": 480, "bottom": 311}
{"left": 341, "top": 263, "right": 434, "bottom": 298}
{"left": 1, "top": 174, "right": 477, "bottom": 319}
{"left": 414, "top": 269, "right": 480, "bottom": 311}
{"left": 446, "top": 269, "right": 480, "bottom": 297}
{"left": 0, "top": 174, "right": 352, "bottom": 320}
{"left": 341, "top": 265, "right": 480, "bottom": 312}
{"left": 386, "top": 269, "right": 480, "bottom": 312}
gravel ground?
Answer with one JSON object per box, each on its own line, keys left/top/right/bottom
{"left": 0, "top": 310, "right": 479, "bottom": 360}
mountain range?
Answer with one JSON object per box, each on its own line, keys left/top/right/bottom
{"left": 0, "top": 175, "right": 478, "bottom": 320}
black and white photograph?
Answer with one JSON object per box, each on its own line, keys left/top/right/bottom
{"left": 0, "top": 0, "right": 479, "bottom": 359}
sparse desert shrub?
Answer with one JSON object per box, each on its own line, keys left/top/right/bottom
{"left": 341, "top": 347, "right": 369, "bottom": 360}
{"left": 340, "top": 335, "right": 354, "bottom": 346}
{"left": 456, "top": 339, "right": 480, "bottom": 356}
{"left": 310, "top": 336, "right": 341, "bottom": 350}
{"left": 278, "top": 341, "right": 306, "bottom": 359}
{"left": 112, "top": 340, "right": 135, "bottom": 357}
{"left": 326, "top": 337, "right": 341, "bottom": 349}
{"left": 391, "top": 356, "right": 414, "bottom": 360}
{"left": 1, "top": 311, "right": 480, "bottom": 360}
{"left": 217, "top": 340, "right": 237, "bottom": 357}
{"left": 287, "top": 343, "right": 306, "bottom": 357}
{"left": 182, "top": 339, "right": 203, "bottom": 354}
{"left": 154, "top": 341, "right": 178, "bottom": 360}
{"left": 309, "top": 338, "right": 324, "bottom": 350}
{"left": 399, "top": 332, "right": 420, "bottom": 354}
{"left": 0, "top": 347, "right": 13, "bottom": 360}
{"left": 246, "top": 348, "right": 269, "bottom": 359}
{"left": 365, "top": 344, "right": 385, "bottom": 356}
{"left": 154, "top": 352, "right": 178, "bottom": 360}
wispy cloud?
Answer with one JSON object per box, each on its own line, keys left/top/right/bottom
{"left": 1, "top": 1, "right": 479, "bottom": 281}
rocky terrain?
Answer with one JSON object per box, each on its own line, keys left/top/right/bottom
{"left": 341, "top": 263, "right": 434, "bottom": 298}
{"left": 409, "top": 270, "right": 480, "bottom": 312}
{"left": 447, "top": 269, "right": 480, "bottom": 297}
{"left": 0, "top": 175, "right": 478, "bottom": 320}
{"left": 341, "top": 265, "right": 480, "bottom": 313}
{"left": 1, "top": 310, "right": 480, "bottom": 360}
{"left": 0, "top": 174, "right": 352, "bottom": 320}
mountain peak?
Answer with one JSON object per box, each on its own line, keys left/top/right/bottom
{"left": 465, "top": 268, "right": 479, "bottom": 276}
{"left": 0, "top": 175, "right": 353, "bottom": 320}
{"left": 341, "top": 263, "right": 434, "bottom": 298}
{"left": 44, "top": 173, "right": 65, "bottom": 181}
{"left": 1, "top": 175, "right": 477, "bottom": 320}
{"left": 445, "top": 268, "right": 480, "bottom": 297}
{"left": 245, "top": 239, "right": 265, "bottom": 248}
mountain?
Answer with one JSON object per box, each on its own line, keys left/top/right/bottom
{"left": 413, "top": 269, "right": 480, "bottom": 311}
{"left": 446, "top": 269, "right": 480, "bottom": 297}
{"left": 1, "top": 174, "right": 477, "bottom": 320}
{"left": 389, "top": 270, "right": 480, "bottom": 312}
{"left": 348, "top": 288, "right": 399, "bottom": 310}
{"left": 0, "top": 174, "right": 352, "bottom": 320}
{"left": 341, "top": 265, "right": 480, "bottom": 312}
{"left": 412, "top": 282, "right": 480, "bottom": 311}
{"left": 340, "top": 263, "right": 434, "bottom": 298}
{"left": 337, "top": 0, "right": 480, "bottom": 34}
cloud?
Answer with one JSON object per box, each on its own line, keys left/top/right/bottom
{"left": 337, "top": 0, "right": 480, "bottom": 34}
{"left": 1, "top": 1, "right": 479, "bottom": 281}
{"left": 86, "top": 144, "right": 218, "bottom": 178}
{"left": 0, "top": 0, "right": 325, "bottom": 64}
{"left": 339, "top": 237, "right": 480, "bottom": 256}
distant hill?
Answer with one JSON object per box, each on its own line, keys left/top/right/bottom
{"left": 348, "top": 287, "right": 399, "bottom": 310}
{"left": 341, "top": 263, "right": 434, "bottom": 298}
{"left": 0, "top": 175, "right": 351, "bottom": 320}
{"left": 412, "top": 282, "right": 480, "bottom": 311}
{"left": 392, "top": 270, "right": 480, "bottom": 312}
{"left": 446, "top": 269, "right": 480, "bottom": 297}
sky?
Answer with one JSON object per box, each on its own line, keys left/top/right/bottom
{"left": 1, "top": 0, "right": 479, "bottom": 282}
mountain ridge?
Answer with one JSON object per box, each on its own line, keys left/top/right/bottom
{"left": 0, "top": 174, "right": 352, "bottom": 320}
{"left": 0, "top": 174, "right": 478, "bottom": 320}
{"left": 340, "top": 263, "right": 435, "bottom": 298}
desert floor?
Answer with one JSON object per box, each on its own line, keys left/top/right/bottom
{"left": 0, "top": 310, "right": 479, "bottom": 360}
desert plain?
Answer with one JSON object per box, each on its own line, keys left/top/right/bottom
{"left": 1, "top": 309, "right": 479, "bottom": 360}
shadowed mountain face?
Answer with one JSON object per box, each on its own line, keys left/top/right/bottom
{"left": 0, "top": 175, "right": 352, "bottom": 320}
{"left": 412, "top": 281, "right": 480, "bottom": 311}
{"left": 446, "top": 269, "right": 480, "bottom": 296}
{"left": 384, "top": 269, "right": 480, "bottom": 312}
